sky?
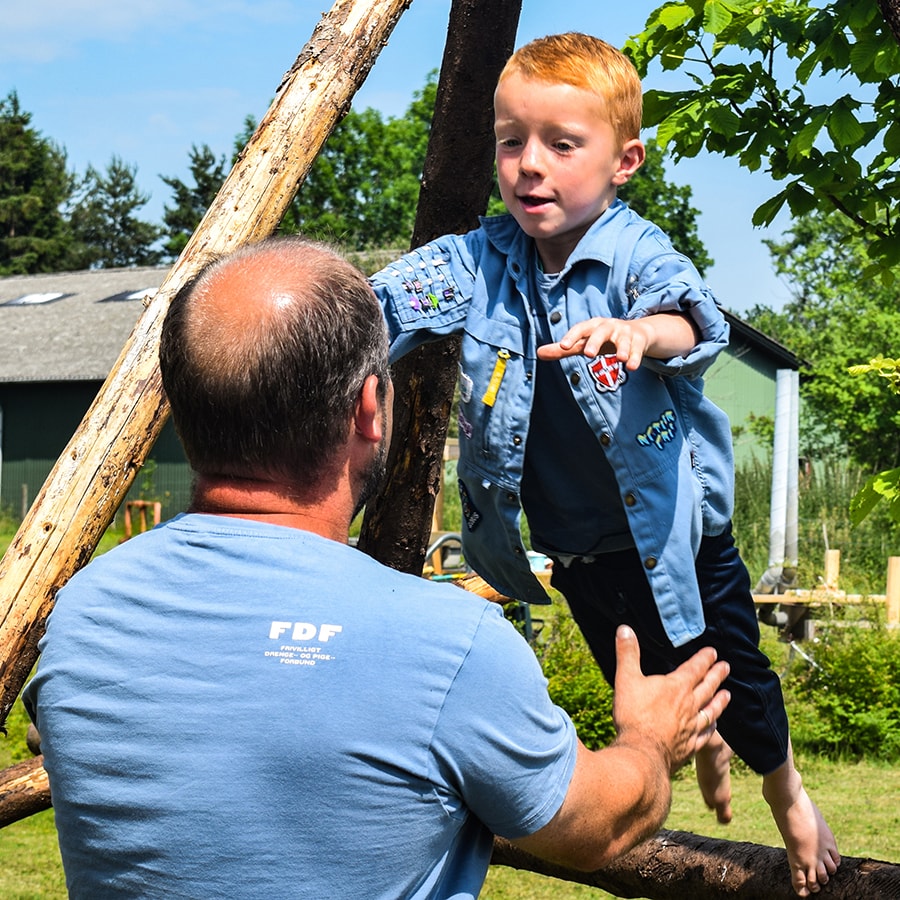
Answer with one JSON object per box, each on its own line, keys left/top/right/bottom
{"left": 0, "top": 0, "right": 798, "bottom": 314}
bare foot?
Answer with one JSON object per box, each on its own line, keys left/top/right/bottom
{"left": 695, "top": 729, "right": 733, "bottom": 824}
{"left": 763, "top": 753, "right": 841, "bottom": 896}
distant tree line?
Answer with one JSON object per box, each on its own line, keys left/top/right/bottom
{"left": 0, "top": 74, "right": 711, "bottom": 277}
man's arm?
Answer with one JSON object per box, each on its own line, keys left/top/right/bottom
{"left": 511, "top": 625, "right": 730, "bottom": 871}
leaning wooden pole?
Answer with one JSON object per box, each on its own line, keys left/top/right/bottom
{"left": 358, "top": 0, "right": 522, "bottom": 572}
{"left": 0, "top": 0, "right": 413, "bottom": 728}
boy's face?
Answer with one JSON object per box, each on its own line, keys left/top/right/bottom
{"left": 494, "top": 72, "right": 644, "bottom": 273}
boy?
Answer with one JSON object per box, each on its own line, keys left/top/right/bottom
{"left": 370, "top": 33, "right": 839, "bottom": 897}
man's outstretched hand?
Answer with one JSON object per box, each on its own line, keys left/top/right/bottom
{"left": 612, "top": 624, "right": 731, "bottom": 775}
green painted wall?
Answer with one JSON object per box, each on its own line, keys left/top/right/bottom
{"left": 0, "top": 381, "right": 192, "bottom": 520}
{"left": 705, "top": 342, "right": 784, "bottom": 465}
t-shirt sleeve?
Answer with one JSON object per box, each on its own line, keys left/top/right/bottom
{"left": 429, "top": 604, "right": 578, "bottom": 840}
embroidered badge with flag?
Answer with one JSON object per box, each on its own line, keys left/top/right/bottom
{"left": 588, "top": 353, "right": 627, "bottom": 393}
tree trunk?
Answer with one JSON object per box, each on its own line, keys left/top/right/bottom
{"left": 0, "top": 756, "right": 50, "bottom": 829}
{"left": 0, "top": 0, "right": 413, "bottom": 729}
{"left": 357, "top": 0, "right": 523, "bottom": 572}
{"left": 492, "top": 832, "right": 900, "bottom": 899}
{"left": 877, "top": 0, "right": 900, "bottom": 46}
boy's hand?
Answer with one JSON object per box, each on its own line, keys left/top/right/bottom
{"left": 537, "top": 313, "right": 698, "bottom": 370}
{"left": 537, "top": 316, "right": 652, "bottom": 370}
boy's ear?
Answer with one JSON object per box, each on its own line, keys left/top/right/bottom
{"left": 613, "top": 139, "right": 646, "bottom": 186}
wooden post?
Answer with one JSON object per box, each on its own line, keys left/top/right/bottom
{"left": 886, "top": 556, "right": 900, "bottom": 625}
{"left": 824, "top": 548, "right": 841, "bottom": 590}
{"left": 0, "top": 0, "right": 414, "bottom": 729}
{"left": 357, "top": 0, "right": 522, "bottom": 573}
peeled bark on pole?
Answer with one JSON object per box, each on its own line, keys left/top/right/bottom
{"left": 357, "top": 0, "right": 522, "bottom": 571}
{"left": 0, "top": 0, "right": 413, "bottom": 729}
{"left": 492, "top": 832, "right": 900, "bottom": 899}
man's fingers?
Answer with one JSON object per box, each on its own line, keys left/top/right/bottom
{"left": 613, "top": 624, "right": 642, "bottom": 681}
{"left": 704, "top": 682, "right": 731, "bottom": 722}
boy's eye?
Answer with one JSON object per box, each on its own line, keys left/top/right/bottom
{"left": 554, "top": 140, "right": 576, "bottom": 152}
{"left": 497, "top": 137, "right": 521, "bottom": 148}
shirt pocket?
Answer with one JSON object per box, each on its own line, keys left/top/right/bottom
{"left": 458, "top": 312, "right": 528, "bottom": 463}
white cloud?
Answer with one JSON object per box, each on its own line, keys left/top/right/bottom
{"left": 1, "top": 0, "right": 304, "bottom": 63}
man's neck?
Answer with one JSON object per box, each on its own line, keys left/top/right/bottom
{"left": 189, "top": 475, "right": 353, "bottom": 543}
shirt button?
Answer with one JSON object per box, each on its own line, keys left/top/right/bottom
{"left": 550, "top": 311, "right": 562, "bottom": 324}
{"left": 644, "top": 557, "right": 658, "bottom": 570}
{"left": 570, "top": 372, "right": 581, "bottom": 386}
{"left": 526, "top": 371, "right": 533, "bottom": 380}
{"left": 624, "top": 492, "right": 637, "bottom": 506}
{"left": 600, "top": 433, "right": 611, "bottom": 446}
{"left": 513, "top": 435, "right": 522, "bottom": 446}
{"left": 506, "top": 493, "right": 516, "bottom": 503}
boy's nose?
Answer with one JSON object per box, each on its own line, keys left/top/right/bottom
{"left": 519, "top": 141, "right": 544, "bottom": 176}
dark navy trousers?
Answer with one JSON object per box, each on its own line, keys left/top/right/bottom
{"left": 550, "top": 523, "right": 790, "bottom": 775}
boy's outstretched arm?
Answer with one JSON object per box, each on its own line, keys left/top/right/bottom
{"left": 537, "top": 312, "right": 699, "bottom": 371}
{"left": 510, "top": 626, "right": 731, "bottom": 872}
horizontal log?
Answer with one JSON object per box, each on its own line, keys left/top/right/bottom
{"left": 492, "top": 831, "right": 900, "bottom": 899}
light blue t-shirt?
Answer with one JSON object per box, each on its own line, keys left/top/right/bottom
{"left": 25, "top": 514, "right": 577, "bottom": 899}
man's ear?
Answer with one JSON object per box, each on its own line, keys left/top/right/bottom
{"left": 613, "top": 138, "right": 646, "bottom": 186}
{"left": 354, "top": 374, "right": 383, "bottom": 443}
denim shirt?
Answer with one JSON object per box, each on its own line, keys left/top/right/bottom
{"left": 370, "top": 200, "right": 734, "bottom": 646}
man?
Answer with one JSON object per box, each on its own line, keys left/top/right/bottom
{"left": 25, "top": 236, "right": 730, "bottom": 899}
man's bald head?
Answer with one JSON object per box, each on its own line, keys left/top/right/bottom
{"left": 160, "top": 236, "right": 389, "bottom": 492}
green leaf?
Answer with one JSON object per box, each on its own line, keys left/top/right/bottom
{"left": 850, "top": 474, "right": 884, "bottom": 526}
{"left": 827, "top": 99, "right": 866, "bottom": 149}
{"left": 752, "top": 189, "right": 789, "bottom": 226}
{"left": 656, "top": 4, "right": 696, "bottom": 29}
{"left": 788, "top": 113, "right": 827, "bottom": 160}
{"left": 703, "top": 0, "right": 734, "bottom": 34}
{"left": 884, "top": 121, "right": 900, "bottom": 157}
{"left": 786, "top": 182, "right": 818, "bottom": 216}
{"left": 706, "top": 103, "right": 741, "bottom": 138}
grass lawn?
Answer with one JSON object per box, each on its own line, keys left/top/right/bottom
{"left": 2, "top": 518, "right": 900, "bottom": 897}
{"left": 1, "top": 754, "right": 899, "bottom": 898}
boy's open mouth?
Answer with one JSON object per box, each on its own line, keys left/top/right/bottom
{"left": 519, "top": 194, "right": 553, "bottom": 210}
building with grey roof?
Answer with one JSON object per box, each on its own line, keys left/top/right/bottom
{"left": 0, "top": 266, "right": 189, "bottom": 518}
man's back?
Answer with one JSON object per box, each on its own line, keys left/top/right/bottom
{"left": 26, "top": 514, "right": 575, "bottom": 899}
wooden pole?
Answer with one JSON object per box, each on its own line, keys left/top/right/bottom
{"left": 492, "top": 831, "right": 900, "bottom": 899}
{"left": 0, "top": 756, "right": 50, "bottom": 829}
{"left": 886, "top": 556, "right": 900, "bottom": 625}
{"left": 357, "top": 0, "right": 523, "bottom": 572}
{"left": 0, "top": 0, "right": 413, "bottom": 728}
{"left": 824, "top": 548, "right": 841, "bottom": 590}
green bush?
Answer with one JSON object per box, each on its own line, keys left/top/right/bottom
{"left": 782, "top": 617, "right": 900, "bottom": 760}
{"left": 536, "top": 605, "right": 615, "bottom": 750}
